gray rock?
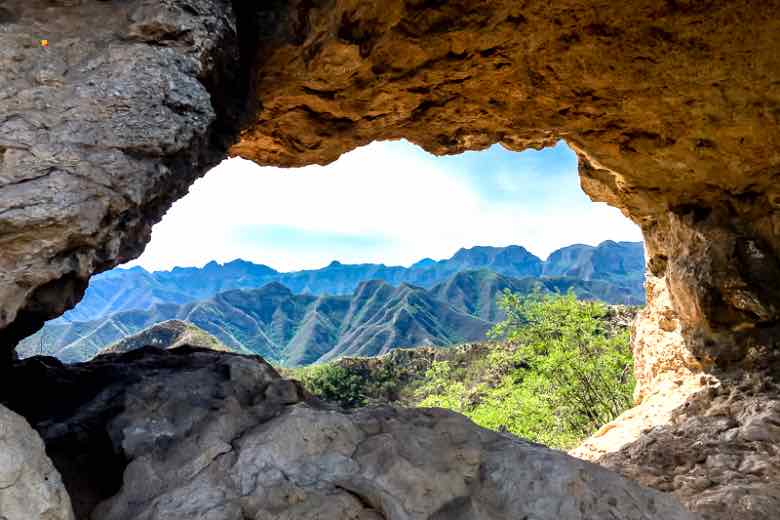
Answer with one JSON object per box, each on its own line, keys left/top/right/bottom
{"left": 0, "top": 404, "right": 75, "bottom": 520}
{"left": 597, "top": 374, "right": 780, "bottom": 520}
{"left": 0, "top": 0, "right": 242, "bottom": 349}
{"left": 4, "top": 348, "right": 694, "bottom": 520}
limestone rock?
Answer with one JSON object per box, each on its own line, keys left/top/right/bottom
{"left": 631, "top": 274, "right": 703, "bottom": 400}
{"left": 1, "top": 1, "right": 778, "bottom": 380}
{"left": 571, "top": 375, "right": 707, "bottom": 462}
{"left": 0, "top": 0, "right": 243, "bottom": 349}
{"left": 2, "top": 348, "right": 694, "bottom": 520}
{"left": 591, "top": 373, "right": 780, "bottom": 520}
{"left": 0, "top": 404, "right": 75, "bottom": 520}
{"left": 1, "top": 3, "right": 779, "bottom": 517}
{"left": 232, "top": 0, "right": 780, "bottom": 371}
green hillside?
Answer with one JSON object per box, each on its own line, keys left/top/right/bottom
{"left": 287, "top": 294, "right": 638, "bottom": 449}
{"left": 98, "top": 320, "right": 238, "bottom": 355}
{"left": 20, "top": 265, "right": 644, "bottom": 366}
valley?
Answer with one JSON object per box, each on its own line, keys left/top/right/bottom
{"left": 19, "top": 241, "right": 644, "bottom": 364}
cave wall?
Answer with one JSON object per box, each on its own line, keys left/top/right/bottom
{"left": 231, "top": 0, "right": 780, "bottom": 393}
{"left": 2, "top": 0, "right": 780, "bottom": 395}
{"left": 0, "top": 0, "right": 243, "bottom": 349}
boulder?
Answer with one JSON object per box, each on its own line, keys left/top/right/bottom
{"left": 0, "top": 404, "right": 74, "bottom": 520}
{"left": 2, "top": 348, "right": 694, "bottom": 520}
{"left": 583, "top": 372, "right": 780, "bottom": 520}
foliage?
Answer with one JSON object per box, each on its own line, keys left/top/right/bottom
{"left": 293, "top": 364, "right": 368, "bottom": 407}
{"left": 290, "top": 291, "right": 635, "bottom": 450}
{"left": 492, "top": 290, "right": 634, "bottom": 436}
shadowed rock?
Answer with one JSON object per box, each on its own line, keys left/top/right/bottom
{"left": 593, "top": 373, "right": 780, "bottom": 520}
{"left": 1, "top": 2, "right": 779, "bottom": 519}
{"left": 1, "top": 348, "right": 694, "bottom": 520}
{"left": 1, "top": 0, "right": 779, "bottom": 378}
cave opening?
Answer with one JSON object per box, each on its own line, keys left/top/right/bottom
{"left": 15, "top": 139, "right": 643, "bottom": 366}
{"left": 1, "top": 1, "right": 778, "bottom": 518}
{"left": 5, "top": 138, "right": 649, "bottom": 519}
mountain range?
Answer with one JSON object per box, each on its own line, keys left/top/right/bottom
{"left": 19, "top": 263, "right": 644, "bottom": 366}
{"left": 57, "top": 241, "right": 645, "bottom": 323}
{"left": 21, "top": 277, "right": 490, "bottom": 365}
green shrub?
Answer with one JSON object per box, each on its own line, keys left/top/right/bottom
{"left": 418, "top": 291, "right": 634, "bottom": 449}
{"left": 294, "top": 364, "right": 367, "bottom": 407}
{"left": 291, "top": 291, "right": 635, "bottom": 450}
{"left": 490, "top": 290, "right": 634, "bottom": 440}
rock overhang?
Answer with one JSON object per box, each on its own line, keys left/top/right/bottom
{"left": 0, "top": 2, "right": 779, "bottom": 518}
{"left": 2, "top": 0, "right": 779, "bottom": 385}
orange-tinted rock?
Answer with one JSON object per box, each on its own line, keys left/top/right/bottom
{"left": 232, "top": 1, "right": 780, "bottom": 380}
{"left": 1, "top": 3, "right": 780, "bottom": 518}
{"left": 2, "top": 1, "right": 779, "bottom": 375}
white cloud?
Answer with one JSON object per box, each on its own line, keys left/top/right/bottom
{"left": 130, "top": 141, "right": 642, "bottom": 272}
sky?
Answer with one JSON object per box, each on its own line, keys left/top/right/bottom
{"left": 128, "top": 140, "right": 642, "bottom": 272}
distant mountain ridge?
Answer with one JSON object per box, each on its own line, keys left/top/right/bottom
{"left": 58, "top": 241, "right": 645, "bottom": 323}
{"left": 21, "top": 278, "right": 494, "bottom": 365}
{"left": 19, "top": 267, "right": 643, "bottom": 366}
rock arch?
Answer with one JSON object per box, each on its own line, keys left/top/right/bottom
{"left": 2, "top": 1, "right": 779, "bottom": 517}
{"left": 3, "top": 0, "right": 778, "bottom": 388}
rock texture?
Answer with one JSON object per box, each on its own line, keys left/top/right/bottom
{"left": 1, "top": 0, "right": 778, "bottom": 374}
{"left": 578, "top": 372, "right": 780, "bottom": 520}
{"left": 232, "top": 0, "right": 780, "bottom": 376}
{"left": 0, "top": 348, "right": 693, "bottom": 520}
{"left": 0, "top": 403, "right": 75, "bottom": 520}
{"left": 1, "top": 3, "right": 779, "bottom": 519}
{"left": 0, "top": 0, "right": 243, "bottom": 349}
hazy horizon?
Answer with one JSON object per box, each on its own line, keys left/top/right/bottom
{"left": 127, "top": 140, "right": 643, "bottom": 272}
{"left": 120, "top": 239, "right": 644, "bottom": 275}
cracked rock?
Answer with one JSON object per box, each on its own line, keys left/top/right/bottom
{"left": 2, "top": 347, "right": 694, "bottom": 520}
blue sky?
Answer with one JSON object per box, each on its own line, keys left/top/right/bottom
{"left": 129, "top": 140, "right": 642, "bottom": 272}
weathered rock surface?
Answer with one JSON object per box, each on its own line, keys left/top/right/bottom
{"left": 573, "top": 283, "right": 780, "bottom": 520}
{"left": 232, "top": 0, "right": 780, "bottom": 376}
{"left": 0, "top": 0, "right": 243, "bottom": 349}
{"left": 1, "top": 3, "right": 779, "bottom": 519}
{"left": 1, "top": 0, "right": 778, "bottom": 377}
{"left": 1, "top": 348, "right": 694, "bottom": 520}
{"left": 578, "top": 371, "right": 780, "bottom": 520}
{"left": 0, "top": 403, "right": 75, "bottom": 520}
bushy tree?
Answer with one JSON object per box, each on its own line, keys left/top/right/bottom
{"left": 488, "top": 290, "right": 635, "bottom": 445}
{"left": 295, "top": 364, "right": 366, "bottom": 407}
{"left": 292, "top": 291, "right": 635, "bottom": 449}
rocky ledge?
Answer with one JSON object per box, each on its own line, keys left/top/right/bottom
{"left": 0, "top": 347, "right": 693, "bottom": 520}
{"left": 597, "top": 371, "right": 780, "bottom": 520}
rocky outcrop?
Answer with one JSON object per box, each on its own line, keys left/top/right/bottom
{"left": 578, "top": 372, "right": 780, "bottom": 520}
{"left": 1, "top": 3, "right": 779, "bottom": 519}
{"left": 1, "top": 347, "right": 693, "bottom": 520}
{"left": 2, "top": 0, "right": 778, "bottom": 375}
{"left": 573, "top": 278, "right": 780, "bottom": 519}
{"left": 0, "top": 404, "right": 75, "bottom": 520}
{"left": 0, "top": 0, "right": 244, "bottom": 350}
{"left": 232, "top": 0, "right": 780, "bottom": 377}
